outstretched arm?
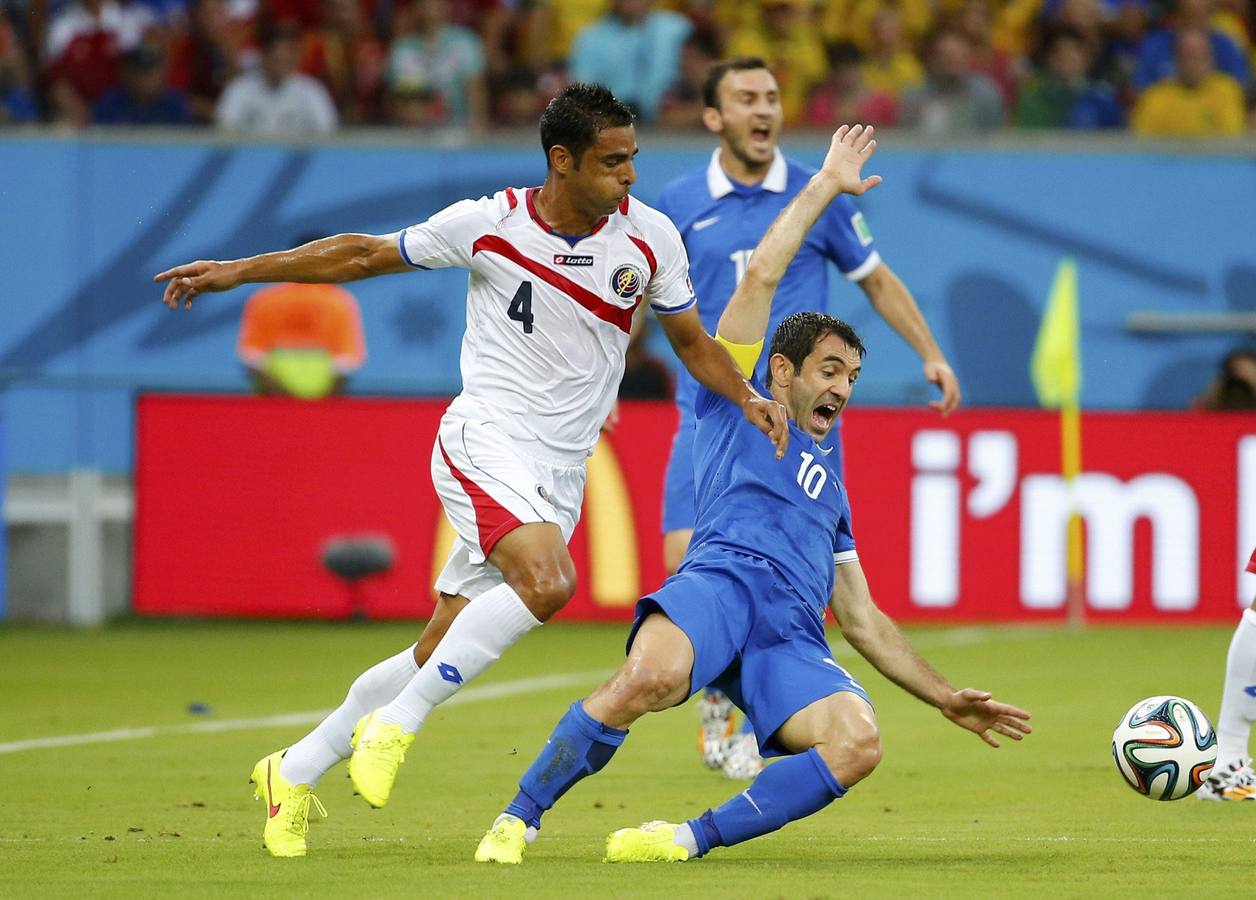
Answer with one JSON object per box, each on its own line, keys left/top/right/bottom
{"left": 829, "top": 559, "right": 1032, "bottom": 748}
{"left": 716, "top": 124, "right": 881, "bottom": 347}
{"left": 155, "top": 233, "right": 409, "bottom": 310}
{"left": 857, "top": 262, "right": 962, "bottom": 415}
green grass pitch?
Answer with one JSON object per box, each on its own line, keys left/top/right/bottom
{"left": 1, "top": 619, "right": 1252, "bottom": 898}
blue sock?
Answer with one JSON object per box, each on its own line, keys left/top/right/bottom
{"left": 688, "top": 748, "right": 846, "bottom": 855}
{"left": 504, "top": 700, "right": 627, "bottom": 830}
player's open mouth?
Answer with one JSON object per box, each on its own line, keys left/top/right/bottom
{"left": 811, "top": 403, "right": 837, "bottom": 430}
{"left": 750, "top": 125, "right": 772, "bottom": 145}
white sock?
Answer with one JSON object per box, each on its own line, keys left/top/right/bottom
{"left": 1215, "top": 608, "right": 1256, "bottom": 770}
{"left": 279, "top": 644, "right": 420, "bottom": 786}
{"left": 673, "top": 823, "right": 699, "bottom": 859}
{"left": 376, "top": 583, "right": 541, "bottom": 733}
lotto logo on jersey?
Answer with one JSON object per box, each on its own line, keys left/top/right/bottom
{"left": 610, "top": 264, "right": 644, "bottom": 299}
{"left": 553, "top": 254, "right": 594, "bottom": 266}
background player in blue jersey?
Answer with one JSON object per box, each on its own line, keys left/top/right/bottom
{"left": 655, "top": 56, "right": 964, "bottom": 777}
{"left": 474, "top": 125, "right": 1031, "bottom": 866}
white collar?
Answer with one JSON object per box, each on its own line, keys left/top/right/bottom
{"left": 706, "top": 147, "right": 788, "bottom": 199}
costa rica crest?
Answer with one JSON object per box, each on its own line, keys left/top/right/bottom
{"left": 610, "top": 264, "right": 644, "bottom": 299}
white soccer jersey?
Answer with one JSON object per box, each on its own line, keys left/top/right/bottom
{"left": 397, "top": 187, "right": 696, "bottom": 462}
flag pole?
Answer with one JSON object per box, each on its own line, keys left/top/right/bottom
{"left": 1062, "top": 398, "right": 1084, "bottom": 628}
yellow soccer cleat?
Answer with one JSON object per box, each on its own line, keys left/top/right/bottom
{"left": 604, "top": 821, "right": 692, "bottom": 863}
{"left": 474, "top": 814, "right": 529, "bottom": 864}
{"left": 348, "top": 711, "right": 415, "bottom": 808}
{"left": 249, "top": 749, "right": 327, "bottom": 858}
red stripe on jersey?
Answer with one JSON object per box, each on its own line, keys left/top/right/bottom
{"left": 1248, "top": 547, "right": 1256, "bottom": 574}
{"left": 619, "top": 196, "right": 630, "bottom": 214}
{"left": 438, "top": 437, "right": 523, "bottom": 557}
{"left": 505, "top": 187, "right": 518, "bottom": 210}
{"left": 627, "top": 235, "right": 657, "bottom": 279}
{"left": 526, "top": 188, "right": 608, "bottom": 237}
{"left": 472, "top": 234, "right": 636, "bottom": 333}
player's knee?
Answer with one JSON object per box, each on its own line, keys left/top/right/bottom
{"left": 509, "top": 561, "right": 577, "bottom": 621}
{"left": 618, "top": 663, "right": 688, "bottom": 715}
{"left": 817, "top": 723, "right": 882, "bottom": 787}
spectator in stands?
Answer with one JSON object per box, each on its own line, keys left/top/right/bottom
{"left": 805, "top": 41, "right": 898, "bottom": 127}
{"left": 216, "top": 21, "right": 338, "bottom": 134}
{"left": 1101, "top": 0, "right": 1151, "bottom": 106}
{"left": 167, "top": 0, "right": 255, "bottom": 123}
{"left": 657, "top": 30, "right": 719, "bottom": 129}
{"left": 725, "top": 0, "right": 825, "bottom": 124}
{"left": 1134, "top": 0, "right": 1249, "bottom": 89}
{"left": 955, "top": 0, "right": 1018, "bottom": 110}
{"left": 44, "top": 0, "right": 156, "bottom": 125}
{"left": 861, "top": 7, "right": 925, "bottom": 100}
{"left": 532, "top": 0, "right": 611, "bottom": 72}
{"left": 93, "top": 43, "right": 191, "bottom": 123}
{"left": 1017, "top": 27, "right": 1123, "bottom": 129}
{"left": 1195, "top": 349, "right": 1256, "bottom": 411}
{"left": 237, "top": 280, "right": 366, "bottom": 398}
{"left": 1132, "top": 26, "right": 1245, "bottom": 136}
{"left": 300, "top": 0, "right": 386, "bottom": 125}
{"left": 900, "top": 29, "right": 1004, "bottom": 134}
{"left": 385, "top": 0, "right": 487, "bottom": 130}
{"left": 490, "top": 67, "right": 544, "bottom": 127}
{"left": 0, "top": 18, "right": 38, "bottom": 123}
{"left": 568, "top": 0, "right": 692, "bottom": 124}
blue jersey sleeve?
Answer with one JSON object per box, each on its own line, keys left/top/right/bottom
{"left": 833, "top": 482, "right": 857, "bottom": 562}
{"left": 819, "top": 195, "right": 880, "bottom": 282}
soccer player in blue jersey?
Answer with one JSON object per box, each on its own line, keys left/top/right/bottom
{"left": 656, "top": 57, "right": 963, "bottom": 777}
{"left": 474, "top": 124, "right": 1031, "bottom": 865}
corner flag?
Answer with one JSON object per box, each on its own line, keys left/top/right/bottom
{"left": 1030, "top": 258, "right": 1081, "bottom": 409}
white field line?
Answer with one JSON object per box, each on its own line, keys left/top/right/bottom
{"left": 0, "top": 626, "right": 1051, "bottom": 757}
{"left": 0, "top": 669, "right": 612, "bottom": 756}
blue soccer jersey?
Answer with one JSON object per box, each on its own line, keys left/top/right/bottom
{"left": 687, "top": 377, "right": 857, "bottom": 608}
{"left": 655, "top": 148, "right": 880, "bottom": 416}
{"left": 657, "top": 148, "right": 879, "bottom": 533}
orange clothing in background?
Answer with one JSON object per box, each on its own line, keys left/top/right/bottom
{"left": 238, "top": 283, "right": 366, "bottom": 373}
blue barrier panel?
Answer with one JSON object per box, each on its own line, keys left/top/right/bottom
{"left": 1, "top": 136, "right": 1253, "bottom": 473}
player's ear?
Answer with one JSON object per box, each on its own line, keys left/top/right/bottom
{"left": 701, "top": 106, "right": 722, "bottom": 135}
{"left": 769, "top": 352, "right": 792, "bottom": 389}
{"left": 548, "top": 144, "right": 574, "bottom": 175}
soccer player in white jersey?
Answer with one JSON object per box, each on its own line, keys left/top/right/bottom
{"left": 1200, "top": 547, "right": 1256, "bottom": 801}
{"left": 155, "top": 83, "right": 789, "bottom": 857}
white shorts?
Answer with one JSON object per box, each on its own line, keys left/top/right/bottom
{"left": 430, "top": 413, "right": 587, "bottom": 599}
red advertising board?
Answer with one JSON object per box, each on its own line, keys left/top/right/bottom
{"left": 134, "top": 396, "right": 1256, "bottom": 622}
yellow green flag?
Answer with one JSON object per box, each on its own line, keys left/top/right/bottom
{"left": 1030, "top": 258, "right": 1081, "bottom": 409}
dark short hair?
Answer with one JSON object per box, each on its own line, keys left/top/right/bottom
{"left": 702, "top": 56, "right": 771, "bottom": 110}
{"left": 539, "top": 82, "right": 635, "bottom": 169}
{"left": 767, "top": 312, "right": 866, "bottom": 387}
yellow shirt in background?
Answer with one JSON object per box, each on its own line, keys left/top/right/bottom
{"left": 726, "top": 24, "right": 826, "bottom": 123}
{"left": 862, "top": 50, "right": 926, "bottom": 97}
{"left": 1132, "top": 73, "right": 1246, "bottom": 137}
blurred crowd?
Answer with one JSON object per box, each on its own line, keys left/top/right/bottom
{"left": 1, "top": 0, "right": 1254, "bottom": 135}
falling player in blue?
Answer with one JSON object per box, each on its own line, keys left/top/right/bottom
{"left": 655, "top": 57, "right": 963, "bottom": 778}
{"left": 474, "top": 125, "right": 1031, "bottom": 865}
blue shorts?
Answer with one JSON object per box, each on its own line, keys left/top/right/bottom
{"left": 626, "top": 546, "right": 872, "bottom": 759}
{"left": 662, "top": 415, "right": 844, "bottom": 535}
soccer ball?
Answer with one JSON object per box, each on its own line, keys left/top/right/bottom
{"left": 1111, "top": 695, "right": 1216, "bottom": 800}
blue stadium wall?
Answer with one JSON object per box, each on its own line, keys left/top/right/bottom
{"left": 1, "top": 135, "right": 1253, "bottom": 474}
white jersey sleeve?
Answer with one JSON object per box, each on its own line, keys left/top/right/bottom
{"left": 396, "top": 194, "right": 504, "bottom": 271}
{"left": 638, "top": 210, "right": 697, "bottom": 316}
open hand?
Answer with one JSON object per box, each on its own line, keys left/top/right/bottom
{"left": 154, "top": 260, "right": 241, "bottom": 310}
{"left": 924, "top": 359, "right": 961, "bottom": 415}
{"left": 743, "top": 394, "right": 789, "bottom": 460}
{"left": 820, "top": 124, "right": 882, "bottom": 197}
{"left": 941, "top": 688, "right": 1032, "bottom": 748}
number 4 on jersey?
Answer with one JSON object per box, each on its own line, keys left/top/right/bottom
{"left": 508, "top": 282, "right": 534, "bottom": 334}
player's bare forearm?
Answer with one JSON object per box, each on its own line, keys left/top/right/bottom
{"left": 859, "top": 263, "right": 961, "bottom": 413}
{"left": 830, "top": 560, "right": 953, "bottom": 709}
{"left": 660, "top": 309, "right": 789, "bottom": 457}
{"left": 719, "top": 125, "right": 881, "bottom": 346}
{"left": 155, "top": 233, "right": 407, "bottom": 309}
